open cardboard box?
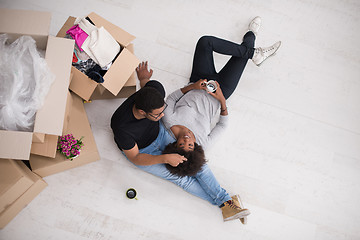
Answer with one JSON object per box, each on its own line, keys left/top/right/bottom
{"left": 57, "top": 12, "right": 140, "bottom": 101}
{"left": 0, "top": 160, "right": 47, "bottom": 229}
{"left": 0, "top": 160, "right": 34, "bottom": 213}
{"left": 0, "top": 8, "right": 74, "bottom": 160}
{"left": 29, "top": 92, "right": 100, "bottom": 177}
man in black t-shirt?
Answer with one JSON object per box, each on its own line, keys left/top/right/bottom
{"left": 111, "top": 61, "right": 186, "bottom": 167}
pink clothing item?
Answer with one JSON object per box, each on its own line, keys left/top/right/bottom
{"left": 66, "top": 25, "right": 88, "bottom": 51}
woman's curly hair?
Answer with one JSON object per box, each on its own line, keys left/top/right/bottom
{"left": 162, "top": 142, "right": 206, "bottom": 177}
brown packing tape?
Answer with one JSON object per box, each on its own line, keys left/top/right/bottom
{"left": 0, "top": 160, "right": 34, "bottom": 213}
{"left": 0, "top": 161, "right": 47, "bottom": 229}
{"left": 29, "top": 93, "right": 100, "bottom": 177}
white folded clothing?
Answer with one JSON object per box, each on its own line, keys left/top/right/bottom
{"left": 82, "top": 26, "right": 121, "bottom": 68}
{"left": 74, "top": 17, "right": 97, "bottom": 35}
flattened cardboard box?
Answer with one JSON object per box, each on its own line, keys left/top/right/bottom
{"left": 57, "top": 12, "right": 140, "bottom": 101}
{"left": 0, "top": 8, "right": 74, "bottom": 160}
{"left": 29, "top": 92, "right": 100, "bottom": 177}
{"left": 0, "top": 160, "right": 47, "bottom": 229}
{"left": 0, "top": 160, "right": 34, "bottom": 213}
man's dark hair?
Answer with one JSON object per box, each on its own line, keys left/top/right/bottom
{"left": 163, "top": 142, "right": 206, "bottom": 176}
{"left": 135, "top": 87, "right": 165, "bottom": 113}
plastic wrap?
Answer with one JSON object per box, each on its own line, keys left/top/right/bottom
{"left": 0, "top": 34, "right": 55, "bottom": 132}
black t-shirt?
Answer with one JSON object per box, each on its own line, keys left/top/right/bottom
{"left": 110, "top": 80, "right": 165, "bottom": 150}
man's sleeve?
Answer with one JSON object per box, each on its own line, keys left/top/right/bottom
{"left": 113, "top": 130, "right": 136, "bottom": 151}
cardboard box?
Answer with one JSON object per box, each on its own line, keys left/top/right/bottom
{"left": 0, "top": 160, "right": 34, "bottom": 212}
{"left": 0, "top": 160, "right": 47, "bottom": 229}
{"left": 57, "top": 12, "right": 140, "bottom": 101}
{"left": 29, "top": 92, "right": 100, "bottom": 177}
{"left": 0, "top": 8, "right": 74, "bottom": 160}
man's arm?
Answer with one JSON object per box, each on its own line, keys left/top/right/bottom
{"left": 136, "top": 61, "right": 153, "bottom": 88}
{"left": 123, "top": 143, "right": 187, "bottom": 167}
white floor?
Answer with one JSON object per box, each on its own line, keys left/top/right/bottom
{"left": 1, "top": 0, "right": 360, "bottom": 239}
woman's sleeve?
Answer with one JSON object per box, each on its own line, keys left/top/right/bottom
{"left": 203, "top": 115, "right": 229, "bottom": 149}
{"left": 164, "top": 89, "right": 183, "bottom": 116}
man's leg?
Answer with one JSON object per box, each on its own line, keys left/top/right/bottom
{"left": 195, "top": 164, "right": 232, "bottom": 206}
{"left": 131, "top": 122, "right": 218, "bottom": 205}
{"left": 136, "top": 163, "right": 218, "bottom": 205}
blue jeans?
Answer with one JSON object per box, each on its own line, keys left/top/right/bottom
{"left": 127, "top": 121, "right": 231, "bottom": 206}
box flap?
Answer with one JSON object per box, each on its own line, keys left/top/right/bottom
{"left": 56, "top": 16, "right": 76, "bottom": 38}
{"left": 31, "top": 91, "right": 72, "bottom": 158}
{"left": 30, "top": 93, "right": 100, "bottom": 177}
{"left": 0, "top": 131, "right": 33, "bottom": 160}
{"left": 90, "top": 86, "right": 136, "bottom": 100}
{"left": 32, "top": 133, "right": 45, "bottom": 143}
{"left": 30, "top": 134, "right": 58, "bottom": 158}
{"left": 0, "top": 161, "right": 47, "bottom": 229}
{"left": 88, "top": 12, "right": 135, "bottom": 47}
{"left": 124, "top": 43, "right": 136, "bottom": 87}
{"left": 0, "top": 160, "right": 34, "bottom": 212}
{"left": 0, "top": 8, "right": 50, "bottom": 36}
{"left": 69, "top": 67, "right": 99, "bottom": 101}
{"left": 33, "top": 36, "right": 74, "bottom": 135}
{"left": 101, "top": 48, "right": 139, "bottom": 96}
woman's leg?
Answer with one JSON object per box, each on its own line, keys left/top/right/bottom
{"left": 218, "top": 31, "right": 255, "bottom": 99}
{"left": 189, "top": 33, "right": 255, "bottom": 99}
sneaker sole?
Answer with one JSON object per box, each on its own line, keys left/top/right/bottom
{"left": 224, "top": 209, "right": 251, "bottom": 222}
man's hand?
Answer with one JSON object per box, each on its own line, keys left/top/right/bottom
{"left": 164, "top": 154, "right": 188, "bottom": 167}
{"left": 136, "top": 61, "right": 153, "bottom": 88}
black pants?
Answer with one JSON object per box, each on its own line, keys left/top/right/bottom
{"left": 189, "top": 32, "right": 255, "bottom": 99}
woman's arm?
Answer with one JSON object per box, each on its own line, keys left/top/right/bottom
{"left": 164, "top": 79, "right": 208, "bottom": 116}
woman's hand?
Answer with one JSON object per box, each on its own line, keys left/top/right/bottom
{"left": 207, "top": 81, "right": 225, "bottom": 103}
{"left": 193, "top": 79, "right": 208, "bottom": 91}
{"left": 207, "top": 81, "right": 228, "bottom": 115}
{"left": 181, "top": 79, "right": 207, "bottom": 94}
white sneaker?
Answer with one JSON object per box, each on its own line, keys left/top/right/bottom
{"left": 248, "top": 16, "right": 262, "bottom": 35}
{"left": 252, "top": 41, "right": 281, "bottom": 66}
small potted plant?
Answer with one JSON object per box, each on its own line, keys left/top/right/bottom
{"left": 57, "top": 134, "right": 84, "bottom": 161}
